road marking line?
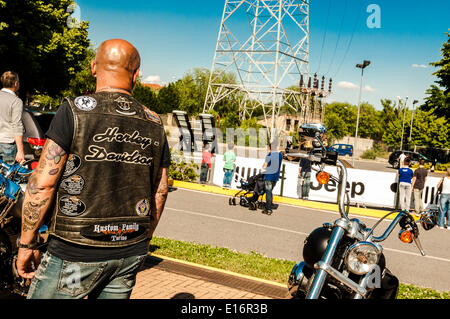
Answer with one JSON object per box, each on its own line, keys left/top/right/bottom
{"left": 165, "top": 207, "right": 450, "bottom": 264}
{"left": 166, "top": 207, "right": 310, "bottom": 236}
{"left": 172, "top": 187, "right": 394, "bottom": 223}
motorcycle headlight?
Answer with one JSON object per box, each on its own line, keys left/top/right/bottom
{"left": 345, "top": 242, "right": 382, "bottom": 275}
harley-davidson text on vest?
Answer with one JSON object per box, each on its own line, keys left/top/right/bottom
{"left": 49, "top": 92, "right": 165, "bottom": 247}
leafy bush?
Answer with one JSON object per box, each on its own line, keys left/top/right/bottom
{"left": 361, "top": 149, "right": 377, "bottom": 160}
{"left": 168, "top": 150, "right": 199, "bottom": 182}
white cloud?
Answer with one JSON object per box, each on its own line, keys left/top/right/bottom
{"left": 337, "top": 81, "right": 359, "bottom": 90}
{"left": 412, "top": 64, "right": 427, "bottom": 68}
{"left": 363, "top": 85, "right": 376, "bottom": 92}
{"left": 143, "top": 75, "right": 166, "bottom": 86}
{"left": 337, "top": 81, "right": 375, "bottom": 93}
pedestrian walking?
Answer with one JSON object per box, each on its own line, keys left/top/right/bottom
{"left": 223, "top": 142, "right": 236, "bottom": 188}
{"left": 298, "top": 157, "right": 312, "bottom": 200}
{"left": 397, "top": 158, "right": 413, "bottom": 211}
{"left": 0, "top": 71, "right": 25, "bottom": 164}
{"left": 436, "top": 168, "right": 450, "bottom": 230}
{"left": 411, "top": 159, "right": 428, "bottom": 215}
{"left": 200, "top": 143, "right": 212, "bottom": 184}
{"left": 262, "top": 143, "right": 283, "bottom": 215}
{"left": 17, "top": 39, "right": 171, "bottom": 299}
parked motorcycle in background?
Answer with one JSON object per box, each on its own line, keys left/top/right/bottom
{"left": 0, "top": 159, "right": 48, "bottom": 297}
{"left": 288, "top": 124, "right": 437, "bottom": 299}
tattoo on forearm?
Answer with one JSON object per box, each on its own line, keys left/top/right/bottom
{"left": 46, "top": 144, "right": 67, "bottom": 165}
{"left": 22, "top": 198, "right": 49, "bottom": 232}
{"left": 27, "top": 176, "right": 39, "bottom": 196}
{"left": 48, "top": 168, "right": 59, "bottom": 176}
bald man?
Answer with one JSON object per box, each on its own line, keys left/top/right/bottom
{"left": 17, "top": 39, "right": 171, "bottom": 299}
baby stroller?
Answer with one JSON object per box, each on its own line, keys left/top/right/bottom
{"left": 228, "top": 173, "right": 266, "bottom": 210}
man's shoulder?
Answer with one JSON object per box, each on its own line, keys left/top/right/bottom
{"left": 0, "top": 90, "right": 22, "bottom": 104}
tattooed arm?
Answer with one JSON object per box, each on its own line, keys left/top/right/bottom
{"left": 17, "top": 139, "right": 68, "bottom": 279}
{"left": 149, "top": 167, "right": 169, "bottom": 239}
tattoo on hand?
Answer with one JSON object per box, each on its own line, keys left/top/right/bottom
{"left": 22, "top": 198, "right": 49, "bottom": 232}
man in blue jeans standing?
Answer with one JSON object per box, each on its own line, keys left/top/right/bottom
{"left": 262, "top": 143, "right": 283, "bottom": 215}
{"left": 16, "top": 39, "right": 171, "bottom": 299}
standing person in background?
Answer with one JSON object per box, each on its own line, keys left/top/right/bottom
{"left": 411, "top": 159, "right": 428, "bottom": 216}
{"left": 262, "top": 143, "right": 283, "bottom": 215}
{"left": 398, "top": 152, "right": 407, "bottom": 168}
{"left": 200, "top": 143, "right": 212, "bottom": 184}
{"left": 223, "top": 142, "right": 236, "bottom": 188}
{"left": 436, "top": 168, "right": 450, "bottom": 230}
{"left": 298, "top": 157, "right": 312, "bottom": 200}
{"left": 397, "top": 157, "right": 414, "bottom": 211}
{"left": 0, "top": 71, "right": 25, "bottom": 164}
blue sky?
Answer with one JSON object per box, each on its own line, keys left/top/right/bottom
{"left": 75, "top": 0, "right": 449, "bottom": 110}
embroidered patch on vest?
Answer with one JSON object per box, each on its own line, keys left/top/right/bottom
{"left": 63, "top": 154, "right": 82, "bottom": 177}
{"left": 60, "top": 175, "right": 85, "bottom": 195}
{"left": 80, "top": 223, "right": 145, "bottom": 243}
{"left": 74, "top": 96, "right": 97, "bottom": 111}
{"left": 115, "top": 97, "right": 136, "bottom": 116}
{"left": 135, "top": 199, "right": 150, "bottom": 216}
{"left": 142, "top": 106, "right": 161, "bottom": 124}
{"left": 59, "top": 195, "right": 87, "bottom": 217}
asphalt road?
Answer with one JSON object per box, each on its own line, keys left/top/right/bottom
{"left": 155, "top": 187, "right": 450, "bottom": 292}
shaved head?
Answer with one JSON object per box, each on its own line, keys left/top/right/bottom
{"left": 92, "top": 39, "right": 141, "bottom": 93}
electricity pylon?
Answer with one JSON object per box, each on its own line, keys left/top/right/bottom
{"left": 204, "top": 0, "right": 328, "bottom": 137}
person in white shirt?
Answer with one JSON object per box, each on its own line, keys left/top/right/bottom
{"left": 398, "top": 152, "right": 407, "bottom": 167}
{"left": 0, "top": 71, "right": 24, "bottom": 164}
{"left": 436, "top": 168, "right": 450, "bottom": 230}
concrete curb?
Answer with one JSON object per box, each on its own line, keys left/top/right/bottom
{"left": 150, "top": 253, "right": 287, "bottom": 289}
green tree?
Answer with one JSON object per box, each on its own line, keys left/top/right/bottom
{"left": 0, "top": 0, "right": 90, "bottom": 98}
{"left": 324, "top": 102, "right": 356, "bottom": 140}
{"left": 410, "top": 110, "right": 449, "bottom": 148}
{"left": 63, "top": 45, "right": 96, "bottom": 97}
{"left": 357, "top": 102, "right": 383, "bottom": 140}
{"left": 157, "top": 82, "right": 180, "bottom": 114}
{"left": 132, "top": 82, "right": 159, "bottom": 111}
{"left": 421, "top": 32, "right": 449, "bottom": 121}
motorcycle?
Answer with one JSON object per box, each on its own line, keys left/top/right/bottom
{"left": 288, "top": 124, "right": 436, "bottom": 299}
{"left": 0, "top": 159, "right": 48, "bottom": 298}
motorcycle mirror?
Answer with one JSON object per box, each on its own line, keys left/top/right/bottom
{"left": 316, "top": 171, "right": 330, "bottom": 185}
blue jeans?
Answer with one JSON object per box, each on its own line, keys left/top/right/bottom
{"left": 200, "top": 163, "right": 209, "bottom": 183}
{"left": 0, "top": 143, "right": 16, "bottom": 165}
{"left": 27, "top": 252, "right": 147, "bottom": 299}
{"left": 223, "top": 169, "right": 233, "bottom": 187}
{"left": 438, "top": 193, "right": 450, "bottom": 227}
{"left": 301, "top": 171, "right": 311, "bottom": 199}
{"left": 264, "top": 180, "right": 276, "bottom": 210}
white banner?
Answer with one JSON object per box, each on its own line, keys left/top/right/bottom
{"left": 213, "top": 155, "right": 441, "bottom": 210}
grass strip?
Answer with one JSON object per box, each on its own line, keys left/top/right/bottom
{"left": 149, "top": 236, "right": 450, "bottom": 300}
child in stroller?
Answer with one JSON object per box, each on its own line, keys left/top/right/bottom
{"left": 228, "top": 173, "right": 266, "bottom": 210}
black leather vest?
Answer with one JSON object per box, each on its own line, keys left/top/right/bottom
{"left": 49, "top": 92, "right": 165, "bottom": 247}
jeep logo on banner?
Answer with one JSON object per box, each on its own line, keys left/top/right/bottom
{"left": 213, "top": 155, "right": 441, "bottom": 210}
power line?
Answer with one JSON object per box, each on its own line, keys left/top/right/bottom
{"left": 325, "top": 0, "right": 349, "bottom": 76}
{"left": 315, "top": 0, "right": 332, "bottom": 74}
{"left": 332, "top": 0, "right": 365, "bottom": 79}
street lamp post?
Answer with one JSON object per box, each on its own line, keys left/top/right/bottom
{"left": 409, "top": 100, "right": 419, "bottom": 148}
{"left": 400, "top": 96, "right": 409, "bottom": 151}
{"left": 353, "top": 60, "right": 371, "bottom": 167}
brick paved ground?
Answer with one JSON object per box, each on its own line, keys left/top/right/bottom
{"left": 131, "top": 266, "right": 271, "bottom": 299}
